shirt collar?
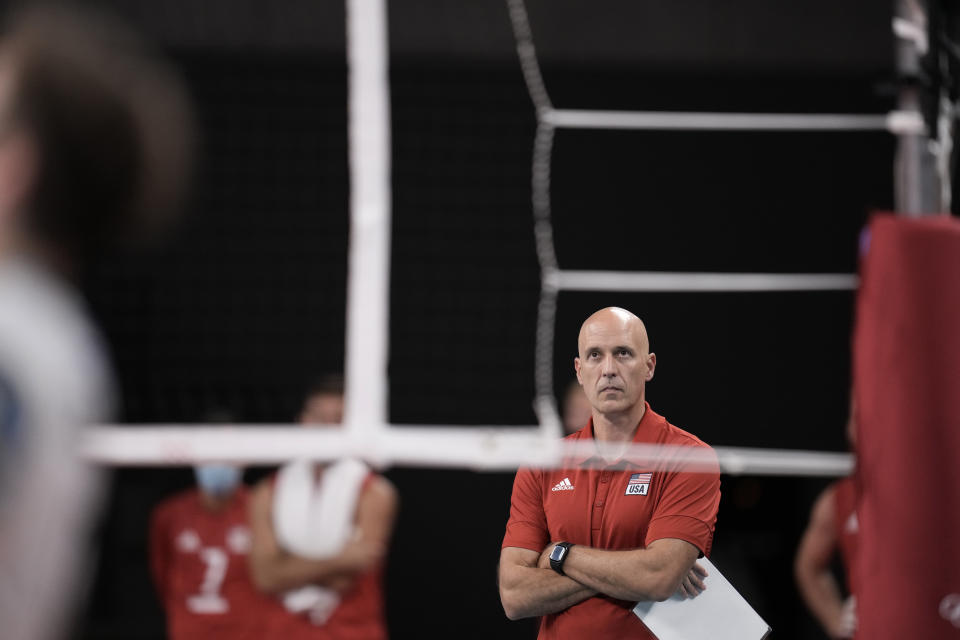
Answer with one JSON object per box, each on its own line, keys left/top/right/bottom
{"left": 570, "top": 401, "right": 662, "bottom": 466}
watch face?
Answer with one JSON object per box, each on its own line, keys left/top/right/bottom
{"left": 549, "top": 545, "right": 566, "bottom": 562}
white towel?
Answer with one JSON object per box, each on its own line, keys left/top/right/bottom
{"left": 272, "top": 457, "right": 369, "bottom": 624}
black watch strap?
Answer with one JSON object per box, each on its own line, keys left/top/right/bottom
{"left": 549, "top": 541, "right": 574, "bottom": 576}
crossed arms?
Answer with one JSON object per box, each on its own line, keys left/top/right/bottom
{"left": 498, "top": 537, "right": 704, "bottom": 620}
{"left": 248, "top": 475, "right": 398, "bottom": 594}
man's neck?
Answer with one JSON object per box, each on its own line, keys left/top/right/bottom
{"left": 591, "top": 400, "right": 646, "bottom": 460}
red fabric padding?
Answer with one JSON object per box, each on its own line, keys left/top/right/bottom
{"left": 853, "top": 214, "right": 960, "bottom": 639}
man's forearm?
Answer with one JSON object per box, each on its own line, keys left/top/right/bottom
{"left": 250, "top": 551, "right": 357, "bottom": 594}
{"left": 796, "top": 569, "right": 847, "bottom": 638}
{"left": 560, "top": 542, "right": 692, "bottom": 602}
{"left": 499, "top": 564, "right": 596, "bottom": 620}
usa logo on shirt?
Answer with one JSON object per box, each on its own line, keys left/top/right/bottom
{"left": 625, "top": 472, "right": 652, "bottom": 496}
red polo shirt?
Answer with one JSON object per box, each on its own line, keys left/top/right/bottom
{"left": 502, "top": 403, "right": 721, "bottom": 639}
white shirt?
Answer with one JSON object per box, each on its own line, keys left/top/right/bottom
{"left": 0, "top": 255, "right": 114, "bottom": 640}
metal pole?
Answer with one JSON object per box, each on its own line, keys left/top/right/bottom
{"left": 894, "top": 0, "right": 942, "bottom": 216}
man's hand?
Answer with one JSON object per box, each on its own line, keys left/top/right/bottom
{"left": 830, "top": 595, "right": 856, "bottom": 639}
{"left": 676, "top": 561, "right": 708, "bottom": 598}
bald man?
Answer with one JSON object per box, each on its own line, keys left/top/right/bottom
{"left": 499, "top": 307, "right": 721, "bottom": 639}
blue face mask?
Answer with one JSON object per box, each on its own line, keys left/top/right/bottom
{"left": 194, "top": 465, "right": 242, "bottom": 497}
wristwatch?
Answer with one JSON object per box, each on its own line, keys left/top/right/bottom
{"left": 549, "top": 542, "right": 574, "bottom": 575}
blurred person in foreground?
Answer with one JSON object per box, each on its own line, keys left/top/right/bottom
{"left": 0, "top": 5, "right": 194, "bottom": 639}
{"left": 561, "top": 378, "right": 592, "bottom": 436}
{"left": 499, "top": 307, "right": 721, "bottom": 638}
{"left": 794, "top": 404, "right": 859, "bottom": 639}
{"left": 248, "top": 376, "right": 399, "bottom": 639}
{"left": 150, "top": 411, "right": 272, "bottom": 639}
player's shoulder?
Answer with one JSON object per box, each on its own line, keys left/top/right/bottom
{"left": 556, "top": 421, "right": 592, "bottom": 450}
{"left": 833, "top": 474, "right": 855, "bottom": 495}
{"left": 0, "top": 258, "right": 114, "bottom": 423}
{"left": 667, "top": 425, "right": 713, "bottom": 449}
{"left": 653, "top": 411, "right": 719, "bottom": 476}
{"left": 658, "top": 412, "right": 713, "bottom": 450}
{"left": 153, "top": 487, "right": 201, "bottom": 518}
{"left": 819, "top": 475, "right": 854, "bottom": 511}
{"left": 363, "top": 472, "right": 397, "bottom": 502}
{"left": 511, "top": 463, "right": 543, "bottom": 487}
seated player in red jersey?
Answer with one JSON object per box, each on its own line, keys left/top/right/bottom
{"left": 795, "top": 404, "right": 859, "bottom": 639}
{"left": 150, "top": 463, "right": 272, "bottom": 639}
{"left": 499, "top": 307, "right": 721, "bottom": 639}
{"left": 248, "top": 376, "right": 399, "bottom": 639}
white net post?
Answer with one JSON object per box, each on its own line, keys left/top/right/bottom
{"left": 344, "top": 0, "right": 392, "bottom": 449}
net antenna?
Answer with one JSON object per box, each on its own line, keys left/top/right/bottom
{"left": 506, "top": 0, "right": 563, "bottom": 438}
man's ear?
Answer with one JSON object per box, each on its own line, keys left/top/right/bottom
{"left": 646, "top": 353, "right": 656, "bottom": 381}
{"left": 574, "top": 356, "right": 582, "bottom": 384}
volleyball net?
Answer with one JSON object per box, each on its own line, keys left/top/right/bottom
{"left": 75, "top": 0, "right": 927, "bottom": 477}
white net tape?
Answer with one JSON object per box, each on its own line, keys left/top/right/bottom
{"left": 81, "top": 426, "right": 853, "bottom": 476}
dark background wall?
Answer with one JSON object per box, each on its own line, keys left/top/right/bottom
{"left": 60, "top": 1, "right": 899, "bottom": 638}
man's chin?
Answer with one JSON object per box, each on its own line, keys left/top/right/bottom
{"left": 596, "top": 400, "right": 631, "bottom": 415}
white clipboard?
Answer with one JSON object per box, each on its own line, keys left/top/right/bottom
{"left": 633, "top": 557, "right": 771, "bottom": 640}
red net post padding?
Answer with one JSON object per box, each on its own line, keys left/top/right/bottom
{"left": 854, "top": 214, "right": 960, "bottom": 638}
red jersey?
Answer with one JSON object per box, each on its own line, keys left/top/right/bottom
{"left": 502, "top": 403, "right": 721, "bottom": 639}
{"left": 150, "top": 487, "right": 271, "bottom": 640}
{"left": 262, "top": 472, "right": 388, "bottom": 640}
{"left": 262, "top": 566, "right": 387, "bottom": 640}
{"left": 831, "top": 476, "right": 859, "bottom": 595}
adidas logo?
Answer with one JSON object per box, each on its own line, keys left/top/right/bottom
{"left": 551, "top": 477, "right": 575, "bottom": 492}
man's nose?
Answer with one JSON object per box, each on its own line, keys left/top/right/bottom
{"left": 601, "top": 354, "right": 617, "bottom": 376}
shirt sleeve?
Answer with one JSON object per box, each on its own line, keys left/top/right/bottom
{"left": 645, "top": 445, "right": 721, "bottom": 556}
{"left": 501, "top": 467, "right": 549, "bottom": 553}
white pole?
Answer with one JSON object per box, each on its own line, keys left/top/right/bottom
{"left": 543, "top": 109, "right": 904, "bottom": 132}
{"left": 344, "top": 0, "right": 391, "bottom": 435}
{"left": 551, "top": 270, "right": 858, "bottom": 292}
